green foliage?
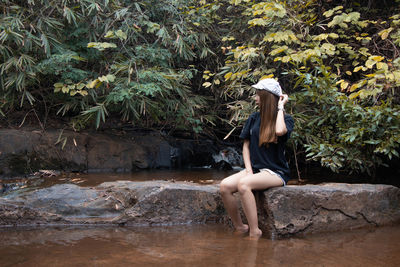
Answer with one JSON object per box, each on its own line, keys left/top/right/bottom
{"left": 192, "top": 0, "right": 400, "bottom": 175}
{"left": 1, "top": 0, "right": 400, "bottom": 177}
{"left": 0, "top": 0, "right": 215, "bottom": 132}
{"left": 291, "top": 65, "right": 400, "bottom": 174}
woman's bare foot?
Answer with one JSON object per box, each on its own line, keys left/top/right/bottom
{"left": 248, "top": 228, "right": 262, "bottom": 239}
{"left": 234, "top": 224, "right": 249, "bottom": 234}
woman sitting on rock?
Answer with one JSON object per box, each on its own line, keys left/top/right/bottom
{"left": 220, "top": 78, "right": 294, "bottom": 238}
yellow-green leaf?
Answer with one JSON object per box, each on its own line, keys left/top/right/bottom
{"left": 87, "top": 42, "right": 117, "bottom": 51}
{"left": 79, "top": 90, "right": 88, "bottom": 96}
{"left": 87, "top": 79, "right": 99, "bottom": 89}
{"left": 98, "top": 76, "right": 107, "bottom": 82}
{"left": 340, "top": 81, "right": 349, "bottom": 90}
{"left": 104, "top": 31, "right": 114, "bottom": 38}
{"left": 323, "top": 6, "right": 343, "bottom": 17}
{"left": 354, "top": 66, "right": 364, "bottom": 72}
{"left": 98, "top": 74, "right": 116, "bottom": 83}
{"left": 222, "top": 36, "right": 235, "bottom": 42}
{"left": 224, "top": 72, "right": 233, "bottom": 81}
{"left": 336, "top": 79, "right": 344, "bottom": 85}
{"left": 106, "top": 74, "right": 115, "bottom": 82}
{"left": 349, "top": 83, "right": 359, "bottom": 92}
{"left": 321, "top": 43, "right": 336, "bottom": 56}
{"left": 261, "top": 74, "right": 274, "bottom": 79}
{"left": 270, "top": 46, "right": 288, "bottom": 56}
{"left": 95, "top": 81, "right": 103, "bottom": 88}
{"left": 76, "top": 83, "right": 85, "bottom": 90}
{"left": 282, "top": 56, "right": 290, "bottom": 63}
{"left": 248, "top": 18, "right": 268, "bottom": 27}
{"left": 202, "top": 82, "right": 212, "bottom": 88}
{"left": 328, "top": 33, "right": 339, "bottom": 39}
{"left": 365, "top": 59, "right": 376, "bottom": 69}
{"left": 115, "top": 30, "right": 127, "bottom": 40}
{"left": 312, "top": 34, "right": 329, "bottom": 41}
{"left": 71, "top": 55, "right": 87, "bottom": 62}
{"left": 349, "top": 90, "right": 362, "bottom": 99}
{"left": 370, "top": 56, "right": 384, "bottom": 62}
{"left": 393, "top": 71, "right": 400, "bottom": 82}
{"left": 376, "top": 62, "right": 388, "bottom": 70}
{"left": 378, "top": 28, "right": 393, "bottom": 40}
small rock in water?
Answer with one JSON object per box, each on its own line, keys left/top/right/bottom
{"left": 34, "top": 170, "right": 61, "bottom": 178}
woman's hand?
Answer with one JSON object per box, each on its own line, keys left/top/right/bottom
{"left": 278, "top": 94, "right": 289, "bottom": 109}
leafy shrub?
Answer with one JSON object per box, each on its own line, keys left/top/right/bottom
{"left": 0, "top": 0, "right": 215, "bottom": 133}
{"left": 193, "top": 0, "right": 400, "bottom": 175}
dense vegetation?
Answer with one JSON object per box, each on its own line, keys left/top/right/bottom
{"left": 1, "top": 0, "right": 400, "bottom": 179}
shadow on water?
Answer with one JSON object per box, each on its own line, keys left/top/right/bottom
{"left": 0, "top": 224, "right": 400, "bottom": 266}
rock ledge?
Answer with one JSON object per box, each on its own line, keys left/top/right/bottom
{"left": 258, "top": 183, "right": 400, "bottom": 237}
{"left": 1, "top": 181, "right": 399, "bottom": 237}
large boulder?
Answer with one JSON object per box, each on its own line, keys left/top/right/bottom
{"left": 0, "top": 181, "right": 399, "bottom": 238}
{"left": 0, "top": 181, "right": 224, "bottom": 226}
{"left": 257, "top": 183, "right": 400, "bottom": 238}
{"left": 100, "top": 181, "right": 224, "bottom": 225}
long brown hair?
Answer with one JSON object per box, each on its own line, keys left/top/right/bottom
{"left": 257, "top": 90, "right": 279, "bottom": 146}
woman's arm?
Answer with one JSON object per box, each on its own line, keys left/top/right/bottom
{"left": 276, "top": 94, "right": 289, "bottom": 136}
{"left": 243, "top": 139, "right": 253, "bottom": 174}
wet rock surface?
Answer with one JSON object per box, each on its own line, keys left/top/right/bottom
{"left": 0, "top": 181, "right": 399, "bottom": 237}
{"left": 0, "top": 181, "right": 224, "bottom": 226}
{"left": 257, "top": 183, "right": 400, "bottom": 238}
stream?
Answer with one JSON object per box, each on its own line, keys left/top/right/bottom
{"left": 1, "top": 170, "right": 399, "bottom": 266}
{"left": 1, "top": 224, "right": 399, "bottom": 266}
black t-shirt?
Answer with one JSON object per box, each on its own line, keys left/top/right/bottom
{"left": 239, "top": 112, "right": 294, "bottom": 183}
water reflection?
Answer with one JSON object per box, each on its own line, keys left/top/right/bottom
{"left": 1, "top": 169, "right": 237, "bottom": 192}
{"left": 1, "top": 224, "right": 399, "bottom": 266}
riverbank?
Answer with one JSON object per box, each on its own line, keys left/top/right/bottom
{"left": 0, "top": 128, "right": 242, "bottom": 177}
{"left": 1, "top": 176, "right": 399, "bottom": 238}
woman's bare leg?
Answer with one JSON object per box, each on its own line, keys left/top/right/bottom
{"left": 219, "top": 170, "right": 249, "bottom": 232}
{"left": 238, "top": 172, "right": 283, "bottom": 238}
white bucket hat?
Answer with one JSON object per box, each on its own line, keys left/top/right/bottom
{"left": 251, "top": 78, "right": 282, "bottom": 97}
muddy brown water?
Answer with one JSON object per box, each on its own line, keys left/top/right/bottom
{"left": 0, "top": 224, "right": 399, "bottom": 266}
{"left": 1, "top": 171, "right": 400, "bottom": 266}
{"left": 1, "top": 168, "right": 310, "bottom": 191}
{"left": 1, "top": 169, "right": 237, "bottom": 190}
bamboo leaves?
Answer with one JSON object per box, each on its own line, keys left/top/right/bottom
{"left": 87, "top": 42, "right": 117, "bottom": 51}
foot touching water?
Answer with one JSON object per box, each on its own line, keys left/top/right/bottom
{"left": 235, "top": 224, "right": 249, "bottom": 234}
